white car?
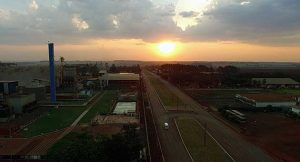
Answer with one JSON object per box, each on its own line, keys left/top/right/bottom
{"left": 164, "top": 122, "right": 169, "bottom": 130}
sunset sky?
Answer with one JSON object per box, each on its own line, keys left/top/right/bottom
{"left": 0, "top": 0, "right": 300, "bottom": 62}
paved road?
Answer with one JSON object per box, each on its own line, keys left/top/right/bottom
{"left": 143, "top": 72, "right": 192, "bottom": 162}
{"left": 144, "top": 71, "right": 275, "bottom": 162}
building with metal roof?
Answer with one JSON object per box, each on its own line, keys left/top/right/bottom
{"left": 252, "top": 78, "right": 300, "bottom": 88}
{"left": 0, "top": 81, "right": 18, "bottom": 95}
{"left": 236, "top": 93, "right": 297, "bottom": 108}
{"left": 99, "top": 73, "right": 140, "bottom": 89}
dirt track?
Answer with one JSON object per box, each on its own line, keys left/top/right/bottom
{"left": 242, "top": 112, "right": 300, "bottom": 162}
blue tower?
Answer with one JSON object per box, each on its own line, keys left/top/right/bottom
{"left": 48, "top": 43, "right": 57, "bottom": 103}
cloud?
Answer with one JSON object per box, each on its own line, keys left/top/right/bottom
{"left": 181, "top": 0, "right": 300, "bottom": 45}
{"left": 0, "top": 0, "right": 300, "bottom": 46}
{"left": 29, "top": 0, "right": 39, "bottom": 11}
{"left": 240, "top": 1, "right": 251, "bottom": 6}
{"left": 0, "top": 9, "right": 10, "bottom": 20}
{"left": 179, "top": 11, "right": 199, "bottom": 18}
{"left": 72, "top": 14, "right": 89, "bottom": 31}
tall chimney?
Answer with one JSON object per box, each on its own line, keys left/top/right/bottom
{"left": 48, "top": 43, "right": 57, "bottom": 103}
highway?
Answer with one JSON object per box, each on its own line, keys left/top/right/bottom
{"left": 143, "top": 72, "right": 192, "bottom": 162}
{"left": 143, "top": 70, "right": 275, "bottom": 162}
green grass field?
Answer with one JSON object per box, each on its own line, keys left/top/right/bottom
{"left": 176, "top": 117, "right": 232, "bottom": 162}
{"left": 146, "top": 72, "right": 184, "bottom": 107}
{"left": 274, "top": 89, "right": 300, "bottom": 95}
{"left": 22, "top": 107, "right": 86, "bottom": 137}
{"left": 79, "top": 90, "right": 118, "bottom": 123}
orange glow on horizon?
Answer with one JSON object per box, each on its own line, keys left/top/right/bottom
{"left": 2, "top": 39, "right": 300, "bottom": 62}
{"left": 157, "top": 41, "right": 177, "bottom": 56}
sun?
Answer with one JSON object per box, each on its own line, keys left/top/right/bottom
{"left": 157, "top": 42, "right": 176, "bottom": 55}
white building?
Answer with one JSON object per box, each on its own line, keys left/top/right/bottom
{"left": 291, "top": 106, "right": 300, "bottom": 113}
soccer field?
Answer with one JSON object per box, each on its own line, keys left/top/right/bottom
{"left": 79, "top": 90, "right": 118, "bottom": 123}
{"left": 22, "top": 107, "right": 86, "bottom": 137}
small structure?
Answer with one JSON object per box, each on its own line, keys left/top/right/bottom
{"left": 236, "top": 93, "right": 296, "bottom": 108}
{"left": 252, "top": 78, "right": 300, "bottom": 89}
{"left": 0, "top": 103, "right": 14, "bottom": 122}
{"left": 118, "top": 92, "right": 137, "bottom": 102}
{"left": 99, "top": 70, "right": 107, "bottom": 77}
{"left": 32, "top": 79, "right": 50, "bottom": 87}
{"left": 84, "top": 78, "right": 100, "bottom": 89}
{"left": 0, "top": 93, "right": 4, "bottom": 103}
{"left": 291, "top": 106, "right": 300, "bottom": 113}
{"left": 98, "top": 70, "right": 107, "bottom": 89}
{"left": 63, "top": 65, "right": 77, "bottom": 87}
{"left": 0, "top": 81, "right": 18, "bottom": 95}
{"left": 113, "top": 102, "right": 136, "bottom": 116}
{"left": 22, "top": 85, "right": 46, "bottom": 101}
{"left": 7, "top": 93, "right": 37, "bottom": 114}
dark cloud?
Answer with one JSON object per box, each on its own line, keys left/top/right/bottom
{"left": 0, "top": 0, "right": 300, "bottom": 46}
{"left": 182, "top": 0, "right": 300, "bottom": 45}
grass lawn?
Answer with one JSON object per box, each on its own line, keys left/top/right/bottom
{"left": 145, "top": 72, "right": 184, "bottom": 107}
{"left": 47, "top": 132, "right": 79, "bottom": 153}
{"left": 176, "top": 117, "right": 232, "bottom": 162}
{"left": 274, "top": 89, "right": 300, "bottom": 95}
{"left": 79, "top": 90, "right": 118, "bottom": 123}
{"left": 22, "top": 107, "right": 86, "bottom": 137}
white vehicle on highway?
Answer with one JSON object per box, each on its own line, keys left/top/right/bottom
{"left": 164, "top": 122, "right": 169, "bottom": 130}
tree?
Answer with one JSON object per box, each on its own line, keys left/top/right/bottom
{"left": 48, "top": 133, "right": 106, "bottom": 162}
{"left": 47, "top": 127, "right": 143, "bottom": 162}
{"left": 109, "top": 64, "right": 118, "bottom": 73}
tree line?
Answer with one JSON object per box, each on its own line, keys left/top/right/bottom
{"left": 48, "top": 126, "right": 144, "bottom": 162}
{"left": 147, "top": 64, "right": 300, "bottom": 88}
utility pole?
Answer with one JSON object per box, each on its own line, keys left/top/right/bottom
{"left": 176, "top": 96, "right": 179, "bottom": 112}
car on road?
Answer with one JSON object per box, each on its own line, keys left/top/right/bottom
{"left": 164, "top": 122, "right": 169, "bottom": 130}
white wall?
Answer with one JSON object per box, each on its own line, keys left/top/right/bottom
{"left": 292, "top": 108, "right": 300, "bottom": 113}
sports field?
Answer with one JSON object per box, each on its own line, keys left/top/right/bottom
{"left": 22, "top": 107, "right": 86, "bottom": 137}
{"left": 275, "top": 89, "right": 300, "bottom": 95}
{"left": 176, "top": 117, "right": 232, "bottom": 162}
{"left": 80, "top": 90, "right": 118, "bottom": 123}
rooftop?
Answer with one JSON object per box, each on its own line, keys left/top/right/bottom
{"left": 252, "top": 78, "right": 300, "bottom": 85}
{"left": 0, "top": 81, "right": 18, "bottom": 83}
{"left": 113, "top": 102, "right": 136, "bottom": 114}
{"left": 99, "top": 70, "right": 107, "bottom": 73}
{"left": 240, "top": 93, "right": 295, "bottom": 102}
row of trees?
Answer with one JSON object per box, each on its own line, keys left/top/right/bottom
{"left": 149, "top": 64, "right": 299, "bottom": 88}
{"left": 77, "top": 64, "right": 142, "bottom": 76}
{"left": 150, "top": 64, "right": 244, "bottom": 88}
{"left": 109, "top": 64, "right": 141, "bottom": 74}
{"left": 48, "top": 126, "right": 143, "bottom": 162}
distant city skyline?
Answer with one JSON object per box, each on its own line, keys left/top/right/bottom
{"left": 1, "top": 0, "right": 300, "bottom": 62}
